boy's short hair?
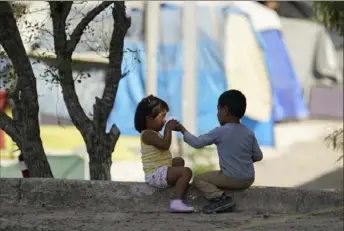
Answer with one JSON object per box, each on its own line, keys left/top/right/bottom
{"left": 218, "top": 90, "right": 246, "bottom": 119}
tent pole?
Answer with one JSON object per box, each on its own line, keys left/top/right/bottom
{"left": 145, "top": 1, "right": 160, "bottom": 96}
{"left": 182, "top": 2, "right": 197, "bottom": 156}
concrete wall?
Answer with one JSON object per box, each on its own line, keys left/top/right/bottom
{"left": 0, "top": 178, "right": 342, "bottom": 214}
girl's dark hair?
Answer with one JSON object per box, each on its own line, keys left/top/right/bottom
{"left": 134, "top": 95, "right": 169, "bottom": 133}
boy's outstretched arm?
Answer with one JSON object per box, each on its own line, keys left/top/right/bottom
{"left": 177, "top": 124, "right": 218, "bottom": 149}
{"left": 252, "top": 135, "right": 263, "bottom": 162}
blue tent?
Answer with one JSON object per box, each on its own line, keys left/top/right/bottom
{"left": 106, "top": 3, "right": 308, "bottom": 147}
{"left": 26, "top": 2, "right": 307, "bottom": 147}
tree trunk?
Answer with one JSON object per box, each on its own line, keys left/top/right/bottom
{"left": 87, "top": 100, "right": 120, "bottom": 181}
{"left": 0, "top": 2, "right": 53, "bottom": 178}
{"left": 21, "top": 140, "right": 53, "bottom": 177}
{"left": 87, "top": 128, "right": 120, "bottom": 180}
{"left": 15, "top": 96, "right": 52, "bottom": 177}
{"left": 86, "top": 2, "right": 129, "bottom": 180}
{"left": 48, "top": 2, "right": 129, "bottom": 181}
{"left": 89, "top": 153, "right": 112, "bottom": 180}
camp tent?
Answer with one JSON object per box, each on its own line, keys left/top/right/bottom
{"left": 280, "top": 17, "right": 343, "bottom": 105}
{"left": 13, "top": 1, "right": 309, "bottom": 147}
{"left": 272, "top": 1, "right": 343, "bottom": 117}
{"left": 106, "top": 1, "right": 308, "bottom": 146}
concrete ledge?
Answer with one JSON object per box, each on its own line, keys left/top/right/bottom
{"left": 0, "top": 178, "right": 343, "bottom": 214}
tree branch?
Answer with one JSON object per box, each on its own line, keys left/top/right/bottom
{"left": 0, "top": 1, "right": 54, "bottom": 177}
{"left": 0, "top": 111, "right": 21, "bottom": 146}
{"left": 0, "top": 1, "right": 40, "bottom": 143}
{"left": 49, "top": 1, "right": 73, "bottom": 24}
{"left": 100, "top": 2, "right": 131, "bottom": 118}
{"left": 67, "top": 1, "right": 113, "bottom": 54}
{"left": 49, "top": 2, "right": 73, "bottom": 55}
{"left": 49, "top": 1, "right": 94, "bottom": 137}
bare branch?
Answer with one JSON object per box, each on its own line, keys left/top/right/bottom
{"left": 0, "top": 2, "right": 39, "bottom": 109}
{"left": 49, "top": 2, "right": 73, "bottom": 24}
{"left": 100, "top": 2, "right": 131, "bottom": 116}
{"left": 0, "top": 1, "right": 53, "bottom": 177}
{"left": 49, "top": 2, "right": 73, "bottom": 55}
{"left": 0, "top": 111, "right": 21, "bottom": 146}
{"left": 10, "top": 2, "right": 28, "bottom": 19}
{"left": 67, "top": 1, "right": 113, "bottom": 53}
{"left": 325, "top": 128, "right": 344, "bottom": 153}
{"left": 49, "top": 1, "right": 94, "bottom": 136}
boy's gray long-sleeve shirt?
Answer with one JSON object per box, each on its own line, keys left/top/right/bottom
{"left": 184, "top": 123, "right": 263, "bottom": 180}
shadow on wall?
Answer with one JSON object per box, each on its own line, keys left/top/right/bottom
{"left": 298, "top": 167, "right": 343, "bottom": 190}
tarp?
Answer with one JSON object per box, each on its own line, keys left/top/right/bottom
{"left": 280, "top": 17, "right": 343, "bottom": 104}
{"left": 224, "top": 10, "right": 272, "bottom": 122}
{"left": 229, "top": 2, "right": 309, "bottom": 121}
{"left": 260, "top": 29, "right": 309, "bottom": 121}
{"left": 20, "top": 1, "right": 308, "bottom": 147}
{"left": 106, "top": 2, "right": 308, "bottom": 146}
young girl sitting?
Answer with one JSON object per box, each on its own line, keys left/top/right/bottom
{"left": 134, "top": 95, "right": 194, "bottom": 213}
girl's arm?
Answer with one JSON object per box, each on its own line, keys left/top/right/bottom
{"left": 141, "top": 120, "right": 176, "bottom": 150}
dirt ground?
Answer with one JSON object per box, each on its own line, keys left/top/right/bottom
{"left": 0, "top": 205, "right": 342, "bottom": 231}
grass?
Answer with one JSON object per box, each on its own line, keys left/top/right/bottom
{"left": 1, "top": 130, "right": 140, "bottom": 161}
{"left": 1, "top": 107, "right": 139, "bottom": 161}
{"left": 188, "top": 148, "right": 218, "bottom": 175}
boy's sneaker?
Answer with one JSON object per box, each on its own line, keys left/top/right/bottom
{"left": 169, "top": 199, "right": 194, "bottom": 213}
{"left": 203, "top": 195, "right": 236, "bottom": 214}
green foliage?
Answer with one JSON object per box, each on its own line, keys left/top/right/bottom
{"left": 189, "top": 148, "right": 217, "bottom": 175}
{"left": 313, "top": 1, "right": 344, "bottom": 35}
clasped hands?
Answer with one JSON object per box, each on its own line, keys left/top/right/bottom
{"left": 165, "top": 119, "right": 184, "bottom": 132}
